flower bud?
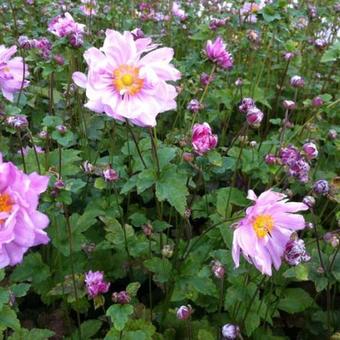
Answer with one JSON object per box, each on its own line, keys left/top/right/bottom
{"left": 200, "top": 72, "right": 215, "bottom": 86}
{"left": 305, "top": 222, "right": 314, "bottom": 229}
{"left": 303, "top": 195, "right": 315, "bottom": 208}
{"left": 302, "top": 142, "right": 318, "bottom": 160}
{"left": 143, "top": 223, "right": 153, "bottom": 237}
{"left": 284, "top": 238, "right": 311, "bottom": 266}
{"left": 312, "top": 96, "right": 324, "bottom": 107}
{"left": 187, "top": 99, "right": 203, "bottom": 113}
{"left": 54, "top": 54, "right": 65, "bottom": 65}
{"left": 330, "top": 236, "right": 339, "bottom": 248}
{"left": 54, "top": 179, "right": 65, "bottom": 190}
{"left": 328, "top": 129, "right": 337, "bottom": 140}
{"left": 211, "top": 260, "right": 225, "bottom": 279}
{"left": 56, "top": 124, "right": 67, "bottom": 134}
{"left": 161, "top": 244, "right": 173, "bottom": 258}
{"left": 38, "top": 130, "right": 49, "bottom": 139}
{"left": 238, "top": 97, "right": 255, "bottom": 113}
{"left": 282, "top": 100, "right": 296, "bottom": 110}
{"left": 249, "top": 140, "right": 257, "bottom": 148}
{"left": 283, "top": 52, "right": 294, "bottom": 61}
{"left": 18, "top": 35, "right": 31, "bottom": 49}
{"left": 222, "top": 323, "right": 240, "bottom": 339}
{"left": 313, "top": 179, "right": 329, "bottom": 195}
{"left": 103, "top": 168, "right": 119, "bottom": 182}
{"left": 265, "top": 153, "right": 277, "bottom": 165}
{"left": 82, "top": 160, "right": 95, "bottom": 174}
{"left": 131, "top": 28, "right": 145, "bottom": 40}
{"left": 176, "top": 305, "right": 192, "bottom": 320}
{"left": 192, "top": 122, "right": 218, "bottom": 155}
{"left": 234, "top": 78, "right": 243, "bottom": 87}
{"left": 290, "top": 75, "right": 305, "bottom": 88}
{"left": 246, "top": 107, "right": 264, "bottom": 128}
{"left": 112, "top": 291, "right": 131, "bottom": 304}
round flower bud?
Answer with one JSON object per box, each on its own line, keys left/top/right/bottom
{"left": 82, "top": 160, "right": 95, "bottom": 174}
{"left": 103, "top": 168, "right": 119, "bottom": 182}
{"left": 283, "top": 52, "right": 294, "bottom": 61}
{"left": 18, "top": 35, "right": 31, "bottom": 49}
{"left": 249, "top": 140, "right": 257, "bottom": 148}
{"left": 221, "top": 323, "right": 240, "bottom": 339}
{"left": 305, "top": 222, "right": 314, "bottom": 229}
{"left": 246, "top": 107, "right": 264, "bottom": 128}
{"left": 211, "top": 260, "right": 225, "bottom": 279}
{"left": 116, "top": 291, "right": 131, "bottom": 304}
{"left": 328, "top": 129, "right": 337, "bottom": 140}
{"left": 143, "top": 223, "right": 153, "bottom": 237}
{"left": 303, "top": 195, "right": 315, "bottom": 208}
{"left": 330, "top": 236, "right": 339, "bottom": 248}
{"left": 200, "top": 72, "right": 215, "bottom": 86}
{"left": 187, "top": 99, "right": 202, "bottom": 113}
{"left": 238, "top": 97, "right": 255, "bottom": 113}
{"left": 161, "top": 244, "right": 173, "bottom": 258}
{"left": 282, "top": 100, "right": 296, "bottom": 110}
{"left": 323, "top": 232, "right": 333, "bottom": 242}
{"left": 313, "top": 179, "right": 329, "bottom": 195}
{"left": 38, "top": 130, "right": 49, "bottom": 139}
{"left": 54, "top": 179, "right": 65, "bottom": 190}
{"left": 312, "top": 96, "right": 324, "bottom": 107}
{"left": 234, "top": 78, "right": 243, "bottom": 87}
{"left": 56, "top": 124, "right": 67, "bottom": 135}
{"left": 290, "top": 75, "right": 305, "bottom": 88}
{"left": 302, "top": 142, "right": 318, "bottom": 160}
{"left": 54, "top": 54, "right": 65, "bottom": 65}
{"left": 176, "top": 305, "right": 192, "bottom": 320}
{"left": 265, "top": 153, "right": 277, "bottom": 165}
{"left": 284, "top": 238, "right": 311, "bottom": 266}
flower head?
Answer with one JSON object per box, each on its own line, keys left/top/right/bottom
{"left": 290, "top": 75, "right": 305, "bottom": 88}
{"left": 312, "top": 96, "right": 323, "bottom": 107}
{"left": 283, "top": 100, "right": 296, "bottom": 110}
{"left": 302, "top": 142, "right": 318, "bottom": 160}
{"left": 72, "top": 30, "right": 180, "bottom": 127}
{"left": 103, "top": 167, "right": 119, "bottom": 182}
{"left": 0, "top": 45, "right": 29, "bottom": 101}
{"left": 187, "top": 99, "right": 202, "bottom": 113}
{"left": 284, "top": 238, "right": 310, "bottom": 266}
{"left": 200, "top": 72, "right": 215, "bottom": 86}
{"left": 204, "top": 37, "right": 233, "bottom": 70}
{"left": 85, "top": 270, "right": 110, "bottom": 298}
{"left": 222, "top": 323, "right": 240, "bottom": 339}
{"left": 211, "top": 260, "right": 225, "bottom": 279}
{"left": 232, "top": 189, "right": 308, "bottom": 275}
{"left": 279, "top": 145, "right": 301, "bottom": 166}
{"left": 0, "top": 153, "right": 50, "bottom": 268}
{"left": 288, "top": 158, "right": 310, "bottom": 183}
{"left": 238, "top": 97, "right": 255, "bottom": 113}
{"left": 176, "top": 305, "right": 192, "bottom": 320}
{"left": 172, "top": 2, "right": 187, "bottom": 21}
{"left": 192, "top": 122, "right": 218, "bottom": 155}
{"left": 246, "top": 107, "right": 264, "bottom": 128}
{"left": 80, "top": 0, "right": 97, "bottom": 16}
{"left": 313, "top": 179, "right": 329, "bottom": 195}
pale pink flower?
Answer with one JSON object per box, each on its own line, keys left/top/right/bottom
{"left": 232, "top": 189, "right": 308, "bottom": 276}
{"left": 85, "top": 270, "right": 110, "bottom": 298}
{"left": 172, "top": 2, "right": 188, "bottom": 21}
{"left": 72, "top": 30, "right": 180, "bottom": 127}
{"left": 80, "top": 0, "right": 97, "bottom": 16}
{"left": 192, "top": 122, "right": 218, "bottom": 155}
{"left": 0, "top": 45, "right": 29, "bottom": 102}
{"left": 48, "top": 12, "right": 85, "bottom": 39}
{"left": 204, "top": 37, "right": 233, "bottom": 70}
{"left": 0, "top": 153, "right": 50, "bottom": 268}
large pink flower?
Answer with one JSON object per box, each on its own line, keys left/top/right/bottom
{"left": 0, "top": 45, "right": 29, "bottom": 102}
{"left": 0, "top": 154, "right": 50, "bottom": 268}
{"left": 232, "top": 189, "right": 308, "bottom": 276}
{"left": 72, "top": 29, "right": 181, "bottom": 127}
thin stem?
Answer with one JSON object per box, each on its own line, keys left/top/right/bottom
{"left": 149, "top": 128, "right": 160, "bottom": 178}
{"left": 17, "top": 131, "right": 27, "bottom": 172}
{"left": 64, "top": 207, "right": 82, "bottom": 340}
{"left": 148, "top": 237, "right": 153, "bottom": 321}
{"left": 125, "top": 121, "right": 147, "bottom": 169}
{"left": 27, "top": 130, "right": 41, "bottom": 174}
{"left": 311, "top": 208, "right": 326, "bottom": 272}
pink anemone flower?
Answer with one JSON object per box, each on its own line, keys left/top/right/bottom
{"left": 0, "top": 153, "right": 50, "bottom": 268}
{"left": 0, "top": 45, "right": 29, "bottom": 102}
{"left": 72, "top": 29, "right": 181, "bottom": 127}
{"left": 232, "top": 189, "right": 308, "bottom": 276}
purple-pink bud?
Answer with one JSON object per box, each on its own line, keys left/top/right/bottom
{"left": 302, "top": 142, "right": 318, "bottom": 160}
{"left": 284, "top": 238, "right": 311, "bottom": 266}
{"left": 204, "top": 37, "right": 233, "bottom": 70}
{"left": 328, "top": 129, "right": 337, "bottom": 140}
{"left": 282, "top": 100, "right": 296, "bottom": 110}
{"left": 238, "top": 97, "right": 255, "bottom": 113}
{"left": 176, "top": 305, "right": 192, "bottom": 320}
{"left": 54, "top": 179, "right": 65, "bottom": 190}
{"left": 183, "top": 152, "right": 194, "bottom": 163}
{"left": 56, "top": 124, "right": 67, "bottom": 134}
{"left": 211, "top": 260, "right": 225, "bottom": 279}
{"left": 103, "top": 168, "right": 119, "bottom": 182}
{"left": 200, "top": 72, "right": 215, "bottom": 86}
{"left": 246, "top": 107, "right": 264, "bottom": 128}
{"left": 222, "top": 324, "right": 240, "bottom": 339}
{"left": 312, "top": 96, "right": 324, "bottom": 107}
{"left": 302, "top": 195, "right": 315, "bottom": 208}
{"left": 313, "top": 179, "right": 329, "bottom": 195}
{"left": 290, "top": 75, "right": 305, "bottom": 88}
{"left": 192, "top": 122, "right": 218, "bottom": 155}
{"left": 265, "top": 153, "right": 277, "bottom": 165}
{"left": 54, "top": 54, "right": 65, "bottom": 65}
{"left": 187, "top": 99, "right": 202, "bottom": 113}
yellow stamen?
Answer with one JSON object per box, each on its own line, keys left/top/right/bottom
{"left": 0, "top": 193, "right": 13, "bottom": 224}
{"left": 113, "top": 64, "right": 144, "bottom": 96}
{"left": 253, "top": 214, "right": 274, "bottom": 238}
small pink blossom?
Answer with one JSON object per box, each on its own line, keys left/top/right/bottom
{"left": 302, "top": 142, "right": 318, "bottom": 160}
{"left": 85, "top": 270, "right": 110, "bottom": 298}
{"left": 232, "top": 189, "right": 308, "bottom": 276}
{"left": 204, "top": 37, "right": 233, "bottom": 70}
{"left": 172, "top": 2, "right": 188, "bottom": 21}
{"left": 80, "top": 0, "right": 97, "bottom": 16}
{"left": 192, "top": 122, "right": 218, "bottom": 155}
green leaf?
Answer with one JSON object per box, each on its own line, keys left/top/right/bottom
{"left": 0, "top": 288, "right": 9, "bottom": 309}
{"left": 216, "top": 187, "right": 249, "bottom": 217}
{"left": 278, "top": 288, "right": 314, "bottom": 313}
{"left": 156, "top": 164, "right": 188, "bottom": 215}
{"left": 144, "top": 258, "right": 172, "bottom": 283}
{"left": 0, "top": 305, "right": 20, "bottom": 331}
{"left": 106, "top": 304, "right": 134, "bottom": 331}
{"left": 79, "top": 320, "right": 102, "bottom": 339}
{"left": 9, "top": 328, "right": 55, "bottom": 340}
{"left": 126, "top": 282, "right": 141, "bottom": 297}
{"left": 283, "top": 264, "right": 309, "bottom": 281}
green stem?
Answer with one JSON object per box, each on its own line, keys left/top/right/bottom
{"left": 125, "top": 121, "right": 147, "bottom": 169}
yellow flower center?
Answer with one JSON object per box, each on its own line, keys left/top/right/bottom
{"left": 0, "top": 193, "right": 13, "bottom": 224}
{"left": 251, "top": 4, "right": 260, "bottom": 13}
{"left": 113, "top": 65, "right": 144, "bottom": 96}
{"left": 253, "top": 214, "right": 274, "bottom": 238}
